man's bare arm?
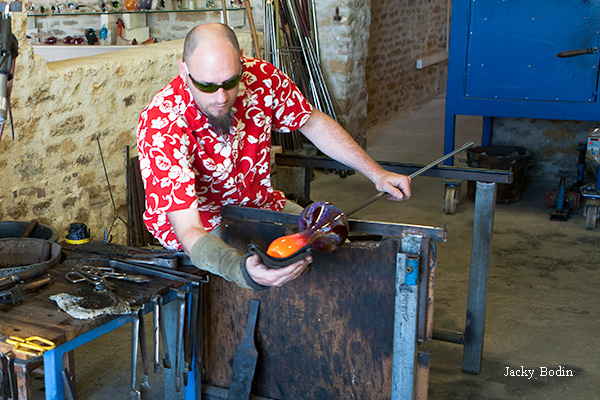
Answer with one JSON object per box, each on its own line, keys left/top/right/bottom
{"left": 300, "top": 109, "right": 411, "bottom": 200}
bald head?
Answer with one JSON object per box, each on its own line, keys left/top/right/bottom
{"left": 183, "top": 23, "right": 240, "bottom": 63}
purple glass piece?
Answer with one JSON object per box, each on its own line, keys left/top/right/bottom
{"left": 298, "top": 201, "right": 349, "bottom": 252}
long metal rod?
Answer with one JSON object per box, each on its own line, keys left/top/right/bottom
{"left": 345, "top": 141, "right": 474, "bottom": 216}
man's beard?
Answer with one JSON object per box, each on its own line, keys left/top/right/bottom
{"left": 206, "top": 109, "right": 233, "bottom": 138}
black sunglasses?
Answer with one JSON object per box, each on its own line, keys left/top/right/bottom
{"left": 183, "top": 62, "right": 243, "bottom": 93}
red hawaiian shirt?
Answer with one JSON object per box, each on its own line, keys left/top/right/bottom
{"left": 137, "top": 56, "right": 312, "bottom": 250}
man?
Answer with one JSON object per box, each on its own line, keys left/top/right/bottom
{"left": 137, "top": 23, "right": 411, "bottom": 290}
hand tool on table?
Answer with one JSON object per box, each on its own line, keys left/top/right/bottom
{"left": 345, "top": 141, "right": 475, "bottom": 216}
{"left": 0, "top": 275, "right": 52, "bottom": 304}
{"left": 0, "top": 263, "right": 51, "bottom": 291}
{"left": 175, "top": 290, "right": 187, "bottom": 393}
{"left": 65, "top": 268, "right": 115, "bottom": 291}
{"left": 4, "top": 336, "right": 55, "bottom": 357}
{"left": 130, "top": 310, "right": 142, "bottom": 400}
{"left": 227, "top": 299, "right": 260, "bottom": 400}
{"left": 80, "top": 266, "right": 150, "bottom": 283}
{"left": 66, "top": 266, "right": 149, "bottom": 287}
{"left": 109, "top": 259, "right": 208, "bottom": 284}
{"left": 151, "top": 295, "right": 162, "bottom": 374}
{"left": 137, "top": 308, "right": 152, "bottom": 400}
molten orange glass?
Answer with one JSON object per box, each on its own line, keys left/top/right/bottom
{"left": 266, "top": 230, "right": 313, "bottom": 259}
{"left": 266, "top": 201, "right": 349, "bottom": 259}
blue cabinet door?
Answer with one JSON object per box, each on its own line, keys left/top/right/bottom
{"left": 463, "top": 0, "right": 600, "bottom": 102}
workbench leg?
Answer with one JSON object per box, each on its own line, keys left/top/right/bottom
{"left": 462, "top": 181, "right": 496, "bottom": 374}
{"left": 43, "top": 348, "right": 65, "bottom": 400}
{"left": 12, "top": 352, "right": 73, "bottom": 400}
{"left": 13, "top": 359, "right": 38, "bottom": 400}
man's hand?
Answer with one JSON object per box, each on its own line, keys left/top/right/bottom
{"left": 245, "top": 254, "right": 313, "bottom": 287}
{"left": 375, "top": 171, "right": 412, "bottom": 201}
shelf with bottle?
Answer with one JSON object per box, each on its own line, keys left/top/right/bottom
{"left": 28, "top": 6, "right": 244, "bottom": 17}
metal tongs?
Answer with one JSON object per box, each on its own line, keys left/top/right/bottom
{"left": 66, "top": 266, "right": 150, "bottom": 289}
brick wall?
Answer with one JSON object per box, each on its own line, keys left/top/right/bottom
{"left": 366, "top": 0, "right": 449, "bottom": 128}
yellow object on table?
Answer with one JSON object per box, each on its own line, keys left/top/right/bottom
{"left": 5, "top": 336, "right": 56, "bottom": 357}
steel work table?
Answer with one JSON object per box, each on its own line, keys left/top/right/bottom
{"left": 0, "top": 242, "right": 199, "bottom": 400}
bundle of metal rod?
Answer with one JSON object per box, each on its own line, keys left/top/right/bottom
{"left": 264, "top": 0, "right": 279, "bottom": 67}
{"left": 282, "top": 0, "right": 335, "bottom": 116}
{"left": 264, "top": 0, "right": 337, "bottom": 151}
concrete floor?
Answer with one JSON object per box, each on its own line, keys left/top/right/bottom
{"left": 32, "top": 93, "right": 600, "bottom": 399}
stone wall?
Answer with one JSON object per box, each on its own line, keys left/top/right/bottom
{"left": 312, "top": 0, "right": 371, "bottom": 147}
{"left": 1, "top": 13, "right": 253, "bottom": 244}
{"left": 366, "top": 0, "right": 448, "bottom": 128}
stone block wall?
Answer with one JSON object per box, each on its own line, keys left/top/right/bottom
{"left": 1, "top": 13, "right": 253, "bottom": 244}
{"left": 366, "top": 0, "right": 448, "bottom": 128}
{"left": 311, "top": 0, "right": 371, "bottom": 147}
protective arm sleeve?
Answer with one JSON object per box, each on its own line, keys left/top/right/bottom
{"left": 189, "top": 234, "right": 266, "bottom": 290}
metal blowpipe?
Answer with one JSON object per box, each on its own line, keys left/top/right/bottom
{"left": 345, "top": 141, "right": 475, "bottom": 217}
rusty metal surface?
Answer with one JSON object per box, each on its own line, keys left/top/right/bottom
{"left": 207, "top": 216, "right": 402, "bottom": 399}
{"left": 0, "top": 238, "right": 61, "bottom": 278}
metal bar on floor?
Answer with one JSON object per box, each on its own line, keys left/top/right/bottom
{"left": 462, "top": 181, "right": 496, "bottom": 374}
